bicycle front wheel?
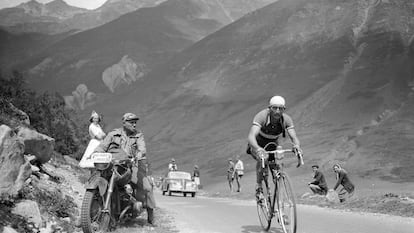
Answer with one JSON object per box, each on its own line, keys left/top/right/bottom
{"left": 256, "top": 185, "right": 272, "bottom": 231}
{"left": 277, "top": 173, "right": 297, "bottom": 233}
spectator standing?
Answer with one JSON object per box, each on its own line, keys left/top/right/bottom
{"left": 330, "top": 164, "right": 355, "bottom": 203}
{"left": 193, "top": 165, "right": 201, "bottom": 188}
{"left": 308, "top": 165, "right": 328, "bottom": 195}
{"left": 168, "top": 158, "right": 178, "bottom": 171}
{"left": 79, "top": 111, "right": 106, "bottom": 168}
{"left": 227, "top": 158, "right": 235, "bottom": 192}
{"left": 234, "top": 155, "right": 244, "bottom": 192}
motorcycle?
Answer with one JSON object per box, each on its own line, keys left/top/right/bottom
{"left": 80, "top": 152, "right": 143, "bottom": 233}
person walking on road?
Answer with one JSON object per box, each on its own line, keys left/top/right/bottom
{"left": 308, "top": 165, "right": 328, "bottom": 195}
{"left": 168, "top": 158, "right": 178, "bottom": 171}
{"left": 227, "top": 158, "right": 235, "bottom": 192}
{"left": 234, "top": 155, "right": 244, "bottom": 192}
{"left": 193, "top": 165, "right": 201, "bottom": 189}
{"left": 331, "top": 163, "right": 355, "bottom": 203}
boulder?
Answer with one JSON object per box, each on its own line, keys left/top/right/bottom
{"left": 11, "top": 200, "right": 42, "bottom": 227}
{"left": 0, "top": 125, "right": 32, "bottom": 197}
{"left": 63, "top": 84, "right": 96, "bottom": 111}
{"left": 102, "top": 55, "right": 146, "bottom": 92}
{"left": 63, "top": 155, "right": 79, "bottom": 167}
{"left": 3, "top": 226, "right": 19, "bottom": 233}
{"left": 17, "top": 126, "right": 55, "bottom": 164}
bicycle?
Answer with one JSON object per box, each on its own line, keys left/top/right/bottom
{"left": 256, "top": 142, "right": 304, "bottom": 233}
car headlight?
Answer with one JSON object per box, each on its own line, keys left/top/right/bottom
{"left": 186, "top": 182, "right": 196, "bottom": 189}
{"left": 169, "top": 180, "right": 182, "bottom": 188}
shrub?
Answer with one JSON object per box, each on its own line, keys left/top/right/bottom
{"left": 0, "top": 71, "right": 89, "bottom": 156}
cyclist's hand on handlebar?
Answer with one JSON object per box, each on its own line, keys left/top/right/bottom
{"left": 293, "top": 146, "right": 304, "bottom": 167}
{"left": 297, "top": 153, "right": 304, "bottom": 167}
{"left": 255, "top": 148, "right": 268, "bottom": 161}
{"left": 293, "top": 144, "right": 302, "bottom": 153}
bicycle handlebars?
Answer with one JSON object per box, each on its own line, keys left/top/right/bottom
{"left": 258, "top": 145, "right": 304, "bottom": 168}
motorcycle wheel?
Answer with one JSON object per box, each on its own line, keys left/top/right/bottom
{"left": 81, "top": 189, "right": 110, "bottom": 233}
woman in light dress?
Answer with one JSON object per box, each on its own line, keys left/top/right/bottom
{"left": 79, "top": 111, "right": 106, "bottom": 168}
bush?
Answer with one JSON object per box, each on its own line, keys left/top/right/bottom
{"left": 0, "top": 71, "right": 89, "bottom": 156}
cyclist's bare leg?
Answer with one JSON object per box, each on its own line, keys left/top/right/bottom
{"left": 256, "top": 160, "right": 269, "bottom": 199}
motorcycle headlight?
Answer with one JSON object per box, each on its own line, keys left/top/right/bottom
{"left": 91, "top": 153, "right": 112, "bottom": 170}
{"left": 94, "top": 162, "right": 110, "bottom": 170}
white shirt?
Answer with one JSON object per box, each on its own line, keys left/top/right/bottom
{"left": 89, "top": 123, "right": 105, "bottom": 140}
{"left": 234, "top": 160, "right": 244, "bottom": 171}
{"left": 168, "top": 163, "right": 177, "bottom": 171}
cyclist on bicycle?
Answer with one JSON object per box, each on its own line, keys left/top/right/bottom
{"left": 247, "top": 96, "right": 303, "bottom": 201}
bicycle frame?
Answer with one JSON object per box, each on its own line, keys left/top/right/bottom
{"left": 257, "top": 142, "right": 299, "bottom": 233}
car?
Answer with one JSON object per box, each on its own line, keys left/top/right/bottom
{"left": 162, "top": 171, "right": 197, "bottom": 197}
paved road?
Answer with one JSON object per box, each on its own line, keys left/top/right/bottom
{"left": 155, "top": 191, "right": 414, "bottom": 233}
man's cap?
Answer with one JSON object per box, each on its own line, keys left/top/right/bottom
{"left": 122, "top": 113, "right": 139, "bottom": 121}
{"left": 171, "top": 158, "right": 175, "bottom": 162}
{"left": 228, "top": 158, "right": 232, "bottom": 161}
{"left": 311, "top": 165, "right": 319, "bottom": 169}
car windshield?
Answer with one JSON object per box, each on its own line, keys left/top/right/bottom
{"left": 168, "top": 172, "right": 191, "bottom": 180}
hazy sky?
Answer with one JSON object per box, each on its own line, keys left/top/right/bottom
{"left": 0, "top": 0, "right": 107, "bottom": 10}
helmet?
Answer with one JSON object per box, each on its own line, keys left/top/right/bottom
{"left": 269, "top": 96, "right": 286, "bottom": 107}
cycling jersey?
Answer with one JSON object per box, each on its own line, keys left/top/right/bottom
{"left": 253, "top": 109, "right": 294, "bottom": 140}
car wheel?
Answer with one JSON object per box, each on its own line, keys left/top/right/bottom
{"left": 183, "top": 193, "right": 187, "bottom": 197}
{"left": 191, "top": 192, "right": 196, "bottom": 197}
{"left": 162, "top": 191, "right": 165, "bottom": 195}
{"left": 168, "top": 190, "right": 172, "bottom": 196}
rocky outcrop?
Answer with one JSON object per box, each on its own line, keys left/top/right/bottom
{"left": 0, "top": 100, "right": 30, "bottom": 128}
{"left": 0, "top": 125, "right": 31, "bottom": 197}
{"left": 11, "top": 200, "right": 42, "bottom": 228}
{"left": 102, "top": 55, "right": 147, "bottom": 92}
{"left": 17, "top": 126, "right": 55, "bottom": 164}
{"left": 64, "top": 84, "right": 96, "bottom": 111}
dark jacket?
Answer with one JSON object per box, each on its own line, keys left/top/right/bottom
{"left": 310, "top": 170, "right": 328, "bottom": 192}
{"left": 333, "top": 169, "right": 355, "bottom": 193}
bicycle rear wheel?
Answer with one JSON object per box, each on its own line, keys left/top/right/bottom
{"left": 277, "top": 173, "right": 297, "bottom": 233}
{"left": 256, "top": 184, "right": 272, "bottom": 231}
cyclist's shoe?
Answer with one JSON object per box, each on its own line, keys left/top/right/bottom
{"left": 282, "top": 214, "right": 289, "bottom": 225}
{"left": 278, "top": 214, "right": 289, "bottom": 225}
{"left": 256, "top": 187, "right": 264, "bottom": 203}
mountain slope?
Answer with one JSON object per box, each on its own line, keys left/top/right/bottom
{"left": 20, "top": 0, "right": 230, "bottom": 94}
{"left": 0, "top": 28, "right": 69, "bottom": 72}
{"left": 90, "top": 0, "right": 414, "bottom": 182}
{"left": 20, "top": 0, "right": 278, "bottom": 96}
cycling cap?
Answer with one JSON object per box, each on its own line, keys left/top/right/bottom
{"left": 122, "top": 112, "right": 139, "bottom": 121}
{"left": 269, "top": 96, "right": 286, "bottom": 107}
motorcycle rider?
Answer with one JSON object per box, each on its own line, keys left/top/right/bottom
{"left": 94, "top": 112, "right": 156, "bottom": 225}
